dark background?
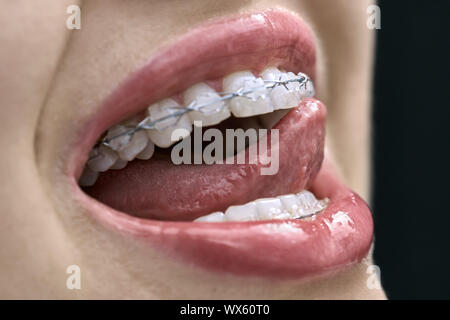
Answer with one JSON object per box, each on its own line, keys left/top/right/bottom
{"left": 372, "top": 0, "right": 450, "bottom": 299}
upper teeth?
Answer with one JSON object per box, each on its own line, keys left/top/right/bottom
{"left": 262, "top": 68, "right": 311, "bottom": 110}
{"left": 223, "top": 71, "right": 274, "bottom": 117}
{"left": 184, "top": 82, "right": 231, "bottom": 126}
{"left": 79, "top": 67, "right": 314, "bottom": 186}
{"left": 194, "top": 190, "right": 328, "bottom": 222}
{"left": 146, "top": 98, "right": 193, "bottom": 148}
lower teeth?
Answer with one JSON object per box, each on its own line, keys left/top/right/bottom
{"left": 194, "top": 190, "right": 328, "bottom": 222}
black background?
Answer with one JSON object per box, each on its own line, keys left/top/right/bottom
{"left": 372, "top": 0, "right": 450, "bottom": 299}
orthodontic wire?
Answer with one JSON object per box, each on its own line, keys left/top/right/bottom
{"left": 91, "top": 74, "right": 313, "bottom": 159}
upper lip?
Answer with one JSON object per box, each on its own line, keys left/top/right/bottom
{"left": 67, "top": 9, "right": 316, "bottom": 179}
{"left": 66, "top": 9, "right": 373, "bottom": 280}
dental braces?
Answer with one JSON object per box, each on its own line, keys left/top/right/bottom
{"left": 91, "top": 73, "right": 314, "bottom": 157}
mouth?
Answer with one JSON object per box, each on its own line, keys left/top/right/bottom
{"left": 67, "top": 10, "right": 373, "bottom": 279}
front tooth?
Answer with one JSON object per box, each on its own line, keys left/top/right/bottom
{"left": 255, "top": 198, "right": 286, "bottom": 220}
{"left": 79, "top": 167, "right": 99, "bottom": 187}
{"left": 183, "top": 83, "right": 230, "bottom": 127}
{"left": 223, "top": 71, "right": 273, "bottom": 117}
{"left": 118, "top": 130, "right": 148, "bottom": 161}
{"left": 224, "top": 202, "right": 259, "bottom": 221}
{"left": 146, "top": 98, "right": 193, "bottom": 148}
{"left": 87, "top": 145, "right": 118, "bottom": 172}
{"left": 194, "top": 211, "right": 225, "bottom": 222}
{"left": 136, "top": 140, "right": 155, "bottom": 160}
{"left": 261, "top": 68, "right": 300, "bottom": 110}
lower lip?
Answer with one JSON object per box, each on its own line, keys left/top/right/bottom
{"left": 72, "top": 154, "right": 373, "bottom": 279}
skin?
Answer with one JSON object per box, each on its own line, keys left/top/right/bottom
{"left": 0, "top": 0, "right": 386, "bottom": 299}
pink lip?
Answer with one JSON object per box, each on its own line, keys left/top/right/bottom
{"left": 67, "top": 9, "right": 373, "bottom": 279}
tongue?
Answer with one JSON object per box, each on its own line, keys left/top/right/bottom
{"left": 85, "top": 99, "right": 326, "bottom": 221}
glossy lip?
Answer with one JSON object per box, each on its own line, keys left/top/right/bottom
{"left": 66, "top": 9, "right": 373, "bottom": 279}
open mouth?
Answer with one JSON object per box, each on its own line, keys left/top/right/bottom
{"left": 67, "top": 10, "right": 373, "bottom": 279}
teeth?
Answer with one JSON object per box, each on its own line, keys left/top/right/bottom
{"left": 146, "top": 98, "right": 193, "bottom": 148}
{"left": 194, "top": 211, "right": 225, "bottom": 222}
{"left": 79, "top": 167, "right": 99, "bottom": 187}
{"left": 224, "top": 202, "right": 259, "bottom": 221}
{"left": 87, "top": 145, "right": 118, "bottom": 172}
{"left": 146, "top": 98, "right": 180, "bottom": 129}
{"left": 296, "top": 72, "right": 315, "bottom": 97}
{"left": 80, "top": 68, "right": 315, "bottom": 183}
{"left": 121, "top": 116, "right": 140, "bottom": 127}
{"left": 194, "top": 191, "right": 328, "bottom": 222}
{"left": 118, "top": 130, "right": 148, "bottom": 161}
{"left": 292, "top": 190, "right": 326, "bottom": 216}
{"left": 184, "top": 83, "right": 231, "bottom": 127}
{"left": 136, "top": 140, "right": 155, "bottom": 160}
{"left": 261, "top": 67, "right": 301, "bottom": 110}
{"left": 278, "top": 194, "right": 301, "bottom": 212}
{"left": 223, "top": 71, "right": 273, "bottom": 117}
{"left": 255, "top": 198, "right": 287, "bottom": 220}
{"left": 110, "top": 158, "right": 128, "bottom": 170}
{"left": 105, "top": 125, "right": 132, "bottom": 151}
